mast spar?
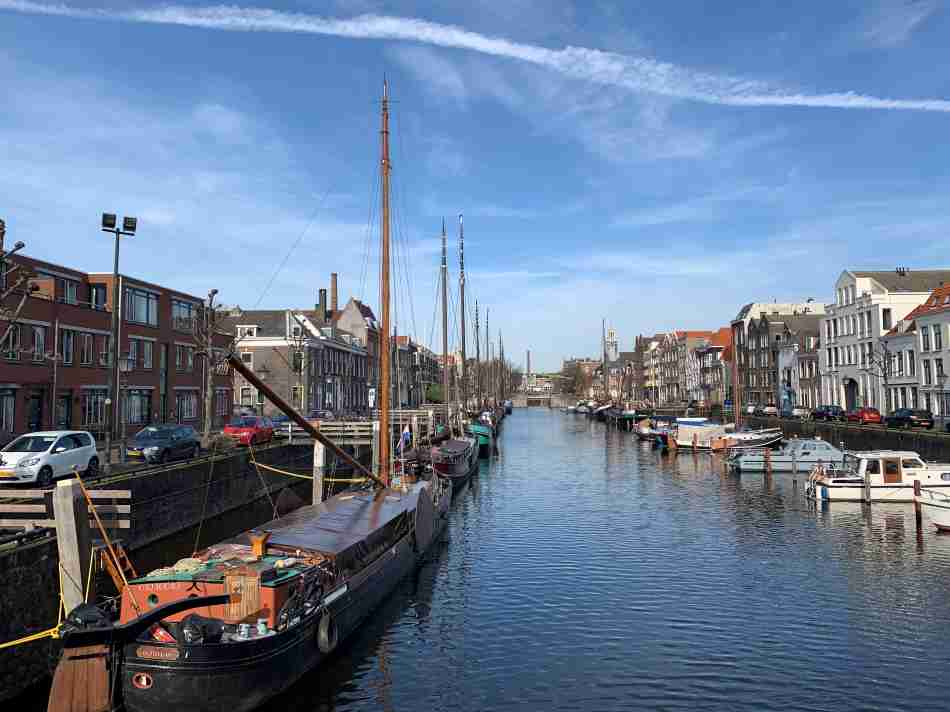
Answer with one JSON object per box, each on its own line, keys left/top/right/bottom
{"left": 440, "top": 219, "right": 450, "bottom": 428}
{"left": 474, "top": 300, "right": 480, "bottom": 407}
{"left": 378, "top": 80, "right": 392, "bottom": 483}
{"left": 459, "top": 214, "right": 467, "bottom": 411}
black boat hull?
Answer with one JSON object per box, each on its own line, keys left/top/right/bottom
{"left": 121, "top": 487, "right": 451, "bottom": 712}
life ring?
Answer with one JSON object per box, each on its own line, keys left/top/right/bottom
{"left": 317, "top": 612, "right": 338, "bottom": 654}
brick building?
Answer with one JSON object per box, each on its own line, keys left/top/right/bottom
{"left": 0, "top": 252, "right": 232, "bottom": 440}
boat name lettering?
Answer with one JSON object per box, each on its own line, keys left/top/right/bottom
{"left": 136, "top": 646, "right": 180, "bottom": 661}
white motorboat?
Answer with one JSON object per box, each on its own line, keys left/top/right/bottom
{"left": 806, "top": 451, "right": 950, "bottom": 502}
{"left": 916, "top": 488, "right": 950, "bottom": 531}
{"left": 728, "top": 437, "right": 844, "bottom": 472}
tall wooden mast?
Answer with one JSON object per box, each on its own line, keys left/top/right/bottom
{"left": 378, "top": 80, "right": 392, "bottom": 483}
{"left": 440, "top": 220, "right": 450, "bottom": 426}
{"left": 602, "top": 318, "right": 608, "bottom": 400}
{"left": 458, "top": 214, "right": 467, "bottom": 410}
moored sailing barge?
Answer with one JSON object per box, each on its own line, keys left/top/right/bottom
{"left": 47, "top": 80, "right": 451, "bottom": 712}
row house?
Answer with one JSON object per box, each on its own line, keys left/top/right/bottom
{"left": 694, "top": 327, "right": 733, "bottom": 406}
{"left": 881, "top": 284, "right": 950, "bottom": 415}
{"left": 731, "top": 301, "right": 823, "bottom": 409}
{"left": 740, "top": 312, "right": 821, "bottom": 407}
{"left": 821, "top": 269, "right": 950, "bottom": 411}
{"left": 0, "top": 252, "right": 232, "bottom": 439}
{"left": 225, "top": 295, "right": 370, "bottom": 417}
{"left": 642, "top": 339, "right": 661, "bottom": 404}
{"left": 656, "top": 331, "right": 713, "bottom": 405}
{"left": 392, "top": 335, "right": 440, "bottom": 408}
{"left": 776, "top": 323, "right": 821, "bottom": 413}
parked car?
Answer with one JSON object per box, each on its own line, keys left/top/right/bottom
{"left": 745, "top": 405, "right": 757, "bottom": 415}
{"left": 0, "top": 431, "right": 98, "bottom": 487}
{"left": 224, "top": 415, "right": 275, "bottom": 445}
{"left": 883, "top": 408, "right": 935, "bottom": 429}
{"left": 791, "top": 406, "right": 810, "bottom": 419}
{"left": 812, "top": 405, "right": 846, "bottom": 422}
{"left": 846, "top": 407, "right": 882, "bottom": 425}
{"left": 308, "top": 410, "right": 335, "bottom": 421}
{"left": 762, "top": 405, "right": 779, "bottom": 416}
{"left": 126, "top": 425, "right": 200, "bottom": 464}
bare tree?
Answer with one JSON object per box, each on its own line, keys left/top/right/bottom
{"left": 192, "top": 289, "right": 234, "bottom": 446}
{"left": 862, "top": 341, "right": 893, "bottom": 409}
{"left": 0, "top": 219, "right": 37, "bottom": 351}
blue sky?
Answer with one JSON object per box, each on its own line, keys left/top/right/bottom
{"left": 2, "top": 1, "right": 950, "bottom": 371}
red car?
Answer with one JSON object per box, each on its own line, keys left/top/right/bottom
{"left": 846, "top": 407, "right": 882, "bottom": 425}
{"left": 224, "top": 415, "right": 275, "bottom": 445}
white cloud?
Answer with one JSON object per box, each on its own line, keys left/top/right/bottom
{"left": 388, "top": 45, "right": 468, "bottom": 103}
{"left": 613, "top": 185, "right": 781, "bottom": 227}
{"left": 859, "top": 0, "right": 940, "bottom": 48}
{"left": 4, "top": 1, "right": 950, "bottom": 112}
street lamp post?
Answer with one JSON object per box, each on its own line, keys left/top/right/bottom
{"left": 101, "top": 213, "right": 137, "bottom": 473}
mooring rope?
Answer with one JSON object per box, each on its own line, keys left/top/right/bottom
{"left": 248, "top": 440, "right": 280, "bottom": 520}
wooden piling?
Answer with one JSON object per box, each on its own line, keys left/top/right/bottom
{"left": 914, "top": 479, "right": 923, "bottom": 532}
{"left": 764, "top": 447, "right": 772, "bottom": 473}
{"left": 53, "top": 479, "right": 92, "bottom": 613}
{"left": 372, "top": 420, "right": 381, "bottom": 477}
{"left": 313, "top": 441, "right": 326, "bottom": 504}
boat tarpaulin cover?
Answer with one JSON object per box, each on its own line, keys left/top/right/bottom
{"left": 677, "top": 424, "right": 727, "bottom": 447}
{"left": 236, "top": 487, "right": 420, "bottom": 566}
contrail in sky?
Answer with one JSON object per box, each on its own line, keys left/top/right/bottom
{"left": 4, "top": 0, "right": 950, "bottom": 113}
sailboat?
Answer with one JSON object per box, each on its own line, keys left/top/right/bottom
{"left": 47, "top": 81, "right": 453, "bottom": 712}
{"left": 430, "top": 216, "right": 479, "bottom": 490}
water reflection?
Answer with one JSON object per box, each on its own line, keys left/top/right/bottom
{"left": 21, "top": 409, "right": 950, "bottom": 712}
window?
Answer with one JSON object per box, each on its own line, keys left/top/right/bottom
{"left": 866, "top": 459, "right": 880, "bottom": 475}
{"left": 215, "top": 389, "right": 230, "bottom": 416}
{"left": 256, "top": 389, "right": 264, "bottom": 406}
{"left": 292, "top": 350, "right": 303, "bottom": 373}
{"left": 60, "top": 329, "right": 73, "bottom": 364}
{"left": 175, "top": 391, "right": 198, "bottom": 420}
{"left": 31, "top": 325, "right": 45, "bottom": 362}
{"left": 83, "top": 389, "right": 107, "bottom": 426}
{"left": 2, "top": 324, "right": 20, "bottom": 360}
{"left": 292, "top": 386, "right": 303, "bottom": 408}
{"left": 98, "top": 335, "right": 111, "bottom": 366}
{"left": 90, "top": 284, "right": 107, "bottom": 311}
{"left": 291, "top": 325, "right": 301, "bottom": 338}
{"left": 126, "top": 389, "right": 152, "bottom": 425}
{"left": 923, "top": 360, "right": 932, "bottom": 385}
{"left": 0, "top": 389, "right": 15, "bottom": 433}
{"left": 57, "top": 278, "right": 79, "bottom": 305}
{"left": 937, "top": 358, "right": 945, "bottom": 380}
{"left": 908, "top": 351, "right": 916, "bottom": 377}
{"left": 935, "top": 325, "right": 943, "bottom": 351}
{"left": 240, "top": 351, "right": 253, "bottom": 367}
{"left": 176, "top": 344, "right": 194, "bottom": 371}
{"left": 883, "top": 308, "right": 892, "bottom": 331}
{"left": 922, "top": 328, "right": 931, "bottom": 352}
{"left": 237, "top": 326, "right": 257, "bottom": 338}
{"left": 142, "top": 341, "right": 153, "bottom": 369}
{"left": 128, "top": 339, "right": 138, "bottom": 369}
{"left": 79, "top": 333, "right": 93, "bottom": 365}
{"left": 172, "top": 300, "right": 196, "bottom": 332}
{"left": 125, "top": 287, "right": 159, "bottom": 327}
{"left": 240, "top": 387, "right": 253, "bottom": 406}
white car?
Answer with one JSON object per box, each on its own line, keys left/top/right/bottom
{"left": 745, "top": 405, "right": 757, "bottom": 415}
{"left": 0, "top": 431, "right": 99, "bottom": 487}
{"left": 792, "top": 406, "right": 810, "bottom": 419}
{"left": 762, "top": 405, "right": 779, "bottom": 416}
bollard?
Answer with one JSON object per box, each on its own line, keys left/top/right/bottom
{"left": 764, "top": 447, "right": 772, "bottom": 473}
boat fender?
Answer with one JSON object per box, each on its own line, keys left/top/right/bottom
{"left": 317, "top": 613, "right": 338, "bottom": 654}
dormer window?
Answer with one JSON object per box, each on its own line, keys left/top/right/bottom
{"left": 237, "top": 326, "right": 258, "bottom": 338}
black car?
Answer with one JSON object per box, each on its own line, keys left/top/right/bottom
{"left": 884, "top": 408, "right": 935, "bottom": 429}
{"left": 127, "top": 425, "right": 201, "bottom": 464}
{"left": 812, "top": 405, "right": 846, "bottom": 422}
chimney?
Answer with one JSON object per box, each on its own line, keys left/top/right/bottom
{"left": 330, "top": 272, "right": 338, "bottom": 313}
{"left": 318, "top": 288, "right": 327, "bottom": 324}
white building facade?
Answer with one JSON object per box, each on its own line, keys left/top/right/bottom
{"left": 820, "top": 270, "right": 950, "bottom": 411}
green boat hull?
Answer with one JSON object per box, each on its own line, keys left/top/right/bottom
{"left": 467, "top": 423, "right": 494, "bottom": 457}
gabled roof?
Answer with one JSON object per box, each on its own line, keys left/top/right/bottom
{"left": 707, "top": 327, "right": 732, "bottom": 348}
{"left": 884, "top": 284, "right": 950, "bottom": 335}
{"left": 219, "top": 309, "right": 289, "bottom": 337}
{"left": 851, "top": 270, "right": 950, "bottom": 294}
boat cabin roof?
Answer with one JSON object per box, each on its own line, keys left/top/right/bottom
{"left": 848, "top": 450, "right": 923, "bottom": 459}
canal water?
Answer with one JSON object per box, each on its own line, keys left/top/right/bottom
{"left": 257, "top": 408, "right": 950, "bottom": 712}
